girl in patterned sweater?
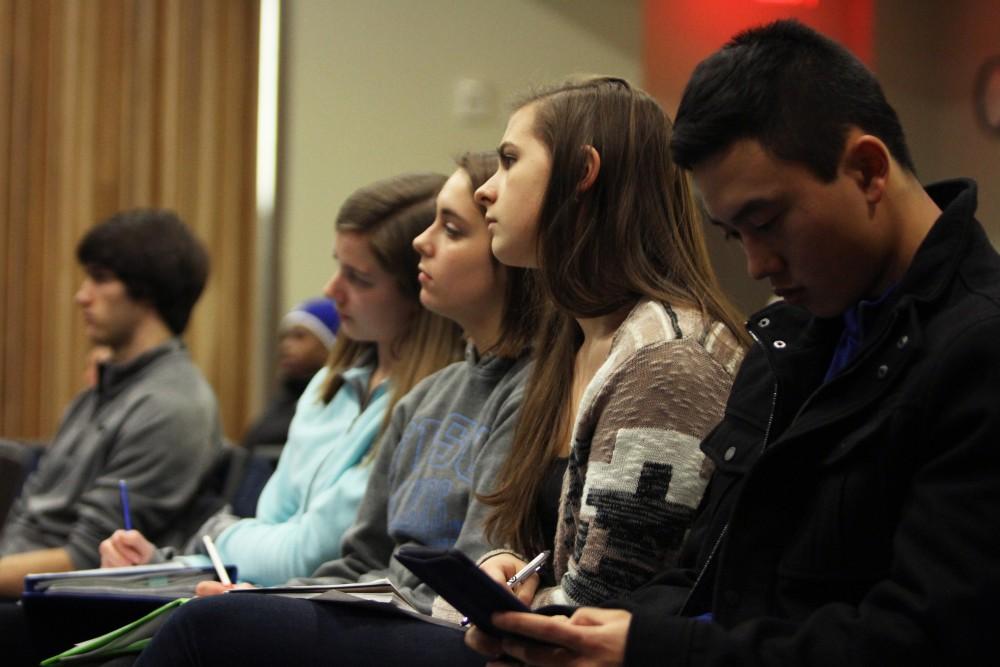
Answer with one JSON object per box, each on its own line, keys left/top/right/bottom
{"left": 469, "top": 76, "right": 749, "bottom": 612}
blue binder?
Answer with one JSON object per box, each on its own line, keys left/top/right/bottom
{"left": 23, "top": 561, "right": 237, "bottom": 601}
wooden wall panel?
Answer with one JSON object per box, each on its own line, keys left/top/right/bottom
{"left": 0, "top": 0, "right": 260, "bottom": 441}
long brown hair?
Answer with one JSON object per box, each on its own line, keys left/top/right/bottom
{"left": 320, "top": 173, "right": 465, "bottom": 449}
{"left": 483, "top": 77, "right": 749, "bottom": 555}
{"left": 454, "top": 151, "right": 543, "bottom": 360}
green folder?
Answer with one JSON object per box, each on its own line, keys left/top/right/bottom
{"left": 40, "top": 597, "right": 189, "bottom": 665}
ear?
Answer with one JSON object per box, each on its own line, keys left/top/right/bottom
{"left": 577, "top": 145, "right": 601, "bottom": 193}
{"left": 842, "top": 134, "right": 889, "bottom": 204}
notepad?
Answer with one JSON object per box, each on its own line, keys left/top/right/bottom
{"left": 394, "top": 546, "right": 530, "bottom": 637}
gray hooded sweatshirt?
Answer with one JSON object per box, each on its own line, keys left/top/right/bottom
{"left": 290, "top": 346, "right": 532, "bottom": 613}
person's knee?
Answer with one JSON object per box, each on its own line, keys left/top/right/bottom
{"left": 155, "top": 595, "right": 241, "bottom": 647}
{"left": 136, "top": 597, "right": 244, "bottom": 666}
{"left": 172, "top": 596, "right": 241, "bottom": 632}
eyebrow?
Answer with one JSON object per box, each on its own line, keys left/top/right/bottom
{"left": 331, "top": 253, "right": 374, "bottom": 279}
{"left": 708, "top": 197, "right": 777, "bottom": 228}
{"left": 343, "top": 264, "right": 374, "bottom": 280}
{"left": 496, "top": 141, "right": 515, "bottom": 156}
{"left": 440, "top": 207, "right": 469, "bottom": 226}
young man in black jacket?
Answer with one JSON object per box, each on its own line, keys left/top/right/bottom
{"left": 467, "top": 19, "right": 1000, "bottom": 666}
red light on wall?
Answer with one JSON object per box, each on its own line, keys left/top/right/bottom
{"left": 755, "top": 0, "right": 819, "bottom": 6}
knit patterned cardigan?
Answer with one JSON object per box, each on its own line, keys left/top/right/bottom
{"left": 534, "top": 298, "right": 745, "bottom": 607}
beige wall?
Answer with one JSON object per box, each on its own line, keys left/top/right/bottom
{"left": 876, "top": 0, "right": 1000, "bottom": 242}
{"left": 280, "top": 0, "right": 641, "bottom": 313}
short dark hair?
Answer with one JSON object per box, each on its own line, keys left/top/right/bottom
{"left": 76, "top": 209, "right": 210, "bottom": 334}
{"left": 671, "top": 19, "right": 915, "bottom": 181}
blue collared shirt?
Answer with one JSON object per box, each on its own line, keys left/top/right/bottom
{"left": 824, "top": 286, "right": 898, "bottom": 383}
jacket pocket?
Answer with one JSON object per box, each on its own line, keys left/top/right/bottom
{"left": 817, "top": 407, "right": 892, "bottom": 466}
{"left": 776, "top": 421, "right": 901, "bottom": 587}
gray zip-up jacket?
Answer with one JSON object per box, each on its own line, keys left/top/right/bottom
{"left": 0, "top": 339, "right": 222, "bottom": 568}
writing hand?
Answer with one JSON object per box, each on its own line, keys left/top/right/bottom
{"left": 481, "top": 553, "right": 539, "bottom": 605}
{"left": 195, "top": 580, "right": 256, "bottom": 596}
{"left": 99, "top": 529, "right": 155, "bottom": 567}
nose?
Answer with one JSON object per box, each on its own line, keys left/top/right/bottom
{"left": 75, "top": 278, "right": 93, "bottom": 305}
{"left": 474, "top": 174, "right": 497, "bottom": 209}
{"left": 324, "top": 271, "right": 345, "bottom": 304}
{"left": 742, "top": 236, "right": 784, "bottom": 281}
{"left": 413, "top": 226, "right": 432, "bottom": 257}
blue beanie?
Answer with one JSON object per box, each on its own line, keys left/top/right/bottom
{"left": 281, "top": 297, "right": 340, "bottom": 350}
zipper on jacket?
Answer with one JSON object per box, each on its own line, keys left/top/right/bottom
{"left": 303, "top": 393, "right": 375, "bottom": 508}
{"left": 347, "top": 373, "right": 386, "bottom": 431}
{"left": 677, "top": 329, "right": 779, "bottom": 617}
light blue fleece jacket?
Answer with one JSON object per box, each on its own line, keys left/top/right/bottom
{"left": 180, "top": 363, "right": 387, "bottom": 586}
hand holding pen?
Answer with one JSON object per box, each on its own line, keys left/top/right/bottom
{"left": 505, "top": 550, "right": 550, "bottom": 589}
{"left": 464, "top": 550, "right": 550, "bottom": 626}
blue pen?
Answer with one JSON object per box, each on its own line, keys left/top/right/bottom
{"left": 118, "top": 479, "right": 133, "bottom": 530}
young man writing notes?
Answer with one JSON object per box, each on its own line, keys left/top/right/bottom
{"left": 0, "top": 209, "right": 221, "bottom": 596}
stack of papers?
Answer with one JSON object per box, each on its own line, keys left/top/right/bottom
{"left": 41, "top": 576, "right": 454, "bottom": 664}
{"left": 231, "top": 577, "right": 418, "bottom": 610}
